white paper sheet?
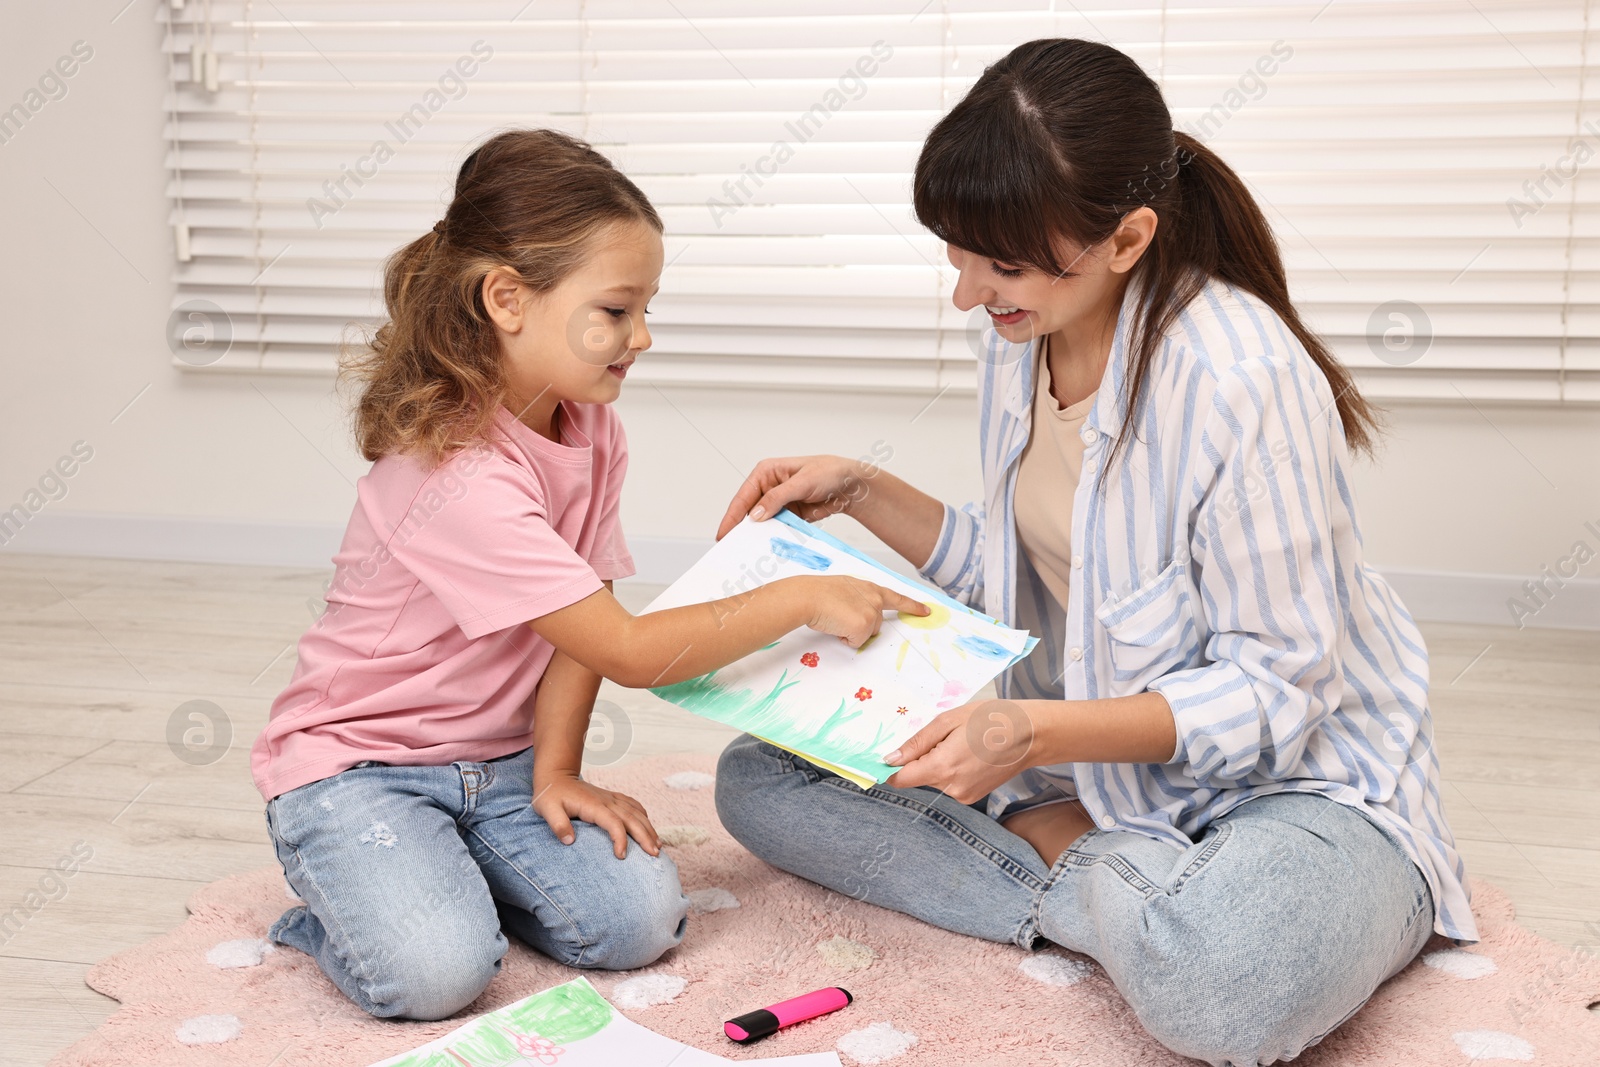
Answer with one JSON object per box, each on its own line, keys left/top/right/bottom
{"left": 643, "top": 511, "right": 1039, "bottom": 786}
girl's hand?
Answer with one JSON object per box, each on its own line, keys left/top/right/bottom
{"left": 717, "top": 455, "right": 873, "bottom": 539}
{"left": 531, "top": 771, "right": 660, "bottom": 860}
{"left": 788, "top": 574, "right": 931, "bottom": 649}
{"left": 882, "top": 700, "right": 1038, "bottom": 804}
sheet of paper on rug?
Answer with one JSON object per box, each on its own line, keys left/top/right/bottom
{"left": 362, "top": 976, "right": 842, "bottom": 1066}
{"left": 643, "top": 511, "right": 1039, "bottom": 787}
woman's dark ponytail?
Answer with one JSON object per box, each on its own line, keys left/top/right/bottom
{"left": 1152, "top": 129, "right": 1379, "bottom": 455}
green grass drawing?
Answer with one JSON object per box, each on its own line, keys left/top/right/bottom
{"left": 498, "top": 979, "right": 611, "bottom": 1043}
{"left": 652, "top": 668, "right": 902, "bottom": 783}
{"left": 380, "top": 1051, "right": 457, "bottom": 1067}
{"left": 381, "top": 980, "right": 613, "bottom": 1067}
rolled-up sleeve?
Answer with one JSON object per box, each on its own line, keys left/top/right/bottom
{"left": 1148, "top": 356, "right": 1345, "bottom": 784}
{"left": 916, "top": 500, "right": 986, "bottom": 609}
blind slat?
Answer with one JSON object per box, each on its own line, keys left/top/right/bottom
{"left": 162, "top": 0, "right": 1598, "bottom": 400}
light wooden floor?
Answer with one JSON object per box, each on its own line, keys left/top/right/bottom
{"left": 1, "top": 553, "right": 1595, "bottom": 1065}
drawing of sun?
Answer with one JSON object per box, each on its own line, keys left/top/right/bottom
{"left": 898, "top": 601, "right": 951, "bottom": 630}
{"left": 880, "top": 599, "right": 1014, "bottom": 681}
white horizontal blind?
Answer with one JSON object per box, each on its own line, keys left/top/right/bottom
{"left": 162, "top": 0, "right": 1598, "bottom": 401}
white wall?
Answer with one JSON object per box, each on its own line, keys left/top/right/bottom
{"left": 2, "top": 6, "right": 1596, "bottom": 629}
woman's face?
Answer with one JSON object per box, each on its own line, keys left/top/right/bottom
{"left": 945, "top": 207, "right": 1158, "bottom": 350}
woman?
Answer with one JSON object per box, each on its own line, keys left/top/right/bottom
{"left": 711, "top": 38, "right": 1475, "bottom": 1066}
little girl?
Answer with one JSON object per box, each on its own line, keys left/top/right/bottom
{"left": 250, "top": 128, "right": 926, "bottom": 1022}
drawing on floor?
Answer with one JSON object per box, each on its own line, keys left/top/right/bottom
{"left": 365, "top": 976, "right": 841, "bottom": 1066}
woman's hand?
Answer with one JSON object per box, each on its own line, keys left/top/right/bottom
{"left": 531, "top": 771, "right": 661, "bottom": 860}
{"left": 884, "top": 695, "right": 1180, "bottom": 803}
{"left": 786, "top": 574, "right": 930, "bottom": 648}
{"left": 717, "top": 455, "right": 947, "bottom": 579}
{"left": 882, "top": 700, "right": 1040, "bottom": 804}
{"left": 716, "top": 455, "right": 874, "bottom": 539}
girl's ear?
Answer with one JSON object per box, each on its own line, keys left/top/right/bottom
{"left": 1108, "top": 207, "right": 1158, "bottom": 274}
{"left": 482, "top": 268, "right": 529, "bottom": 333}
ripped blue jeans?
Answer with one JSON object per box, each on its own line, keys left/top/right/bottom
{"left": 715, "top": 734, "right": 1433, "bottom": 1067}
{"left": 264, "top": 746, "right": 689, "bottom": 1021}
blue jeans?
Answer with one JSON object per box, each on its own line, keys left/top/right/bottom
{"left": 264, "top": 746, "right": 690, "bottom": 1021}
{"left": 715, "top": 735, "right": 1433, "bottom": 1067}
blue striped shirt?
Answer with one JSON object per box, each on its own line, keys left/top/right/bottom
{"left": 918, "top": 274, "right": 1476, "bottom": 943}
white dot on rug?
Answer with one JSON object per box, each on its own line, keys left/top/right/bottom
{"left": 1422, "top": 949, "right": 1498, "bottom": 980}
{"left": 206, "top": 938, "right": 275, "bottom": 969}
{"left": 176, "top": 1014, "right": 242, "bottom": 1044}
{"left": 612, "top": 974, "right": 687, "bottom": 1009}
{"left": 817, "top": 934, "right": 877, "bottom": 971}
{"left": 1019, "top": 953, "right": 1094, "bottom": 987}
{"left": 664, "top": 771, "right": 715, "bottom": 790}
{"left": 658, "top": 825, "right": 710, "bottom": 847}
{"left": 837, "top": 1021, "right": 917, "bottom": 1064}
{"left": 688, "top": 887, "right": 740, "bottom": 913}
{"left": 1452, "top": 1030, "right": 1534, "bottom": 1061}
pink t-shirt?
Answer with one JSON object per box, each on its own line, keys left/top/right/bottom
{"left": 250, "top": 402, "right": 634, "bottom": 800}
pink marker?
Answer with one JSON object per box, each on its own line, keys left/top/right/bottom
{"left": 723, "top": 986, "right": 853, "bottom": 1044}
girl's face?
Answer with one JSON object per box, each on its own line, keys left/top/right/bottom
{"left": 944, "top": 207, "right": 1157, "bottom": 352}
{"left": 486, "top": 217, "right": 664, "bottom": 420}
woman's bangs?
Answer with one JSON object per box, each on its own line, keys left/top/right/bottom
{"left": 914, "top": 103, "right": 1071, "bottom": 275}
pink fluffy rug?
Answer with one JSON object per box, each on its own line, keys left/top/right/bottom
{"left": 53, "top": 754, "right": 1600, "bottom": 1066}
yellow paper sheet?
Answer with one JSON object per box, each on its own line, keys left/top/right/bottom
{"left": 751, "top": 733, "right": 880, "bottom": 790}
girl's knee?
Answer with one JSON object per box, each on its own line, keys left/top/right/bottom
{"left": 566, "top": 860, "right": 689, "bottom": 971}
{"left": 361, "top": 932, "right": 505, "bottom": 1021}
{"left": 582, "top": 895, "right": 688, "bottom": 970}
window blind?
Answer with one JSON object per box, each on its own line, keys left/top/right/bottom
{"left": 162, "top": 0, "right": 1598, "bottom": 402}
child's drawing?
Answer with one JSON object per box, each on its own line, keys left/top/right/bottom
{"left": 367, "top": 978, "right": 622, "bottom": 1066}
{"left": 364, "top": 976, "right": 842, "bottom": 1066}
{"left": 643, "top": 512, "right": 1039, "bottom": 786}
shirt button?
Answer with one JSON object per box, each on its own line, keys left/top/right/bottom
{"left": 1084, "top": 459, "right": 1098, "bottom": 474}
{"left": 1071, "top": 554, "right": 1083, "bottom": 569}
{"left": 1069, "top": 647, "right": 1084, "bottom": 661}
{"left": 1099, "top": 814, "right": 1116, "bottom": 829}
{"left": 1082, "top": 427, "right": 1099, "bottom": 445}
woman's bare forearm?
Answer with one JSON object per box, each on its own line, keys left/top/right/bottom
{"left": 843, "top": 467, "right": 947, "bottom": 571}
{"left": 1023, "top": 693, "right": 1179, "bottom": 766}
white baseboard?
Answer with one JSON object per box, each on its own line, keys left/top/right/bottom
{"left": 1380, "top": 567, "right": 1599, "bottom": 632}
{"left": 4, "top": 511, "right": 1596, "bottom": 631}
{"left": 1, "top": 510, "right": 346, "bottom": 569}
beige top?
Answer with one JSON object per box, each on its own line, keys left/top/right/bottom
{"left": 1013, "top": 337, "right": 1098, "bottom": 614}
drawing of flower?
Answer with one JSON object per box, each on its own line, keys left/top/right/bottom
{"left": 487, "top": 1023, "right": 566, "bottom": 1065}
{"left": 800, "top": 651, "right": 819, "bottom": 668}
{"left": 895, "top": 706, "right": 908, "bottom": 715}
{"left": 855, "top": 687, "right": 872, "bottom": 701}
{"left": 510, "top": 1032, "right": 564, "bottom": 1065}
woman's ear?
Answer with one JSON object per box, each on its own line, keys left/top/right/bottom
{"left": 1108, "top": 207, "right": 1159, "bottom": 274}
{"left": 481, "top": 268, "right": 529, "bottom": 333}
